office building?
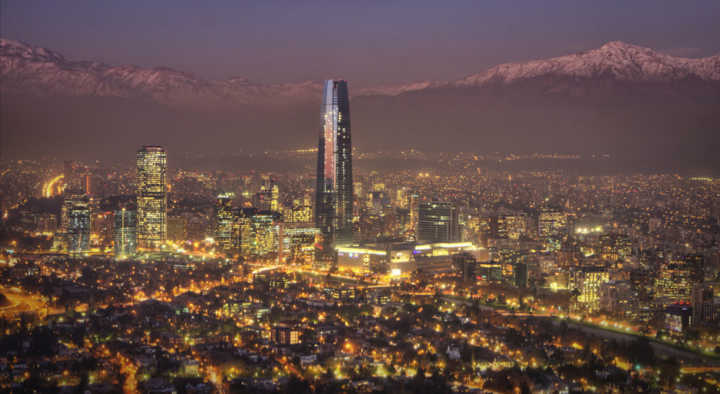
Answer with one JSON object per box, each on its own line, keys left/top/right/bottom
{"left": 570, "top": 267, "right": 610, "bottom": 313}
{"left": 136, "top": 145, "right": 167, "bottom": 250}
{"left": 417, "top": 201, "right": 459, "bottom": 243}
{"left": 214, "top": 192, "right": 235, "bottom": 255}
{"left": 114, "top": 208, "right": 137, "bottom": 258}
{"left": 61, "top": 193, "right": 91, "bottom": 255}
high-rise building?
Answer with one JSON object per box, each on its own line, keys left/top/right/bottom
{"left": 570, "top": 266, "right": 610, "bottom": 313}
{"left": 114, "top": 208, "right": 137, "bottom": 258}
{"left": 538, "top": 209, "right": 567, "bottom": 238}
{"left": 256, "top": 177, "right": 280, "bottom": 212}
{"left": 417, "top": 201, "right": 459, "bottom": 243}
{"left": 233, "top": 208, "right": 282, "bottom": 259}
{"left": 60, "top": 193, "right": 91, "bottom": 255}
{"left": 136, "top": 146, "right": 167, "bottom": 250}
{"left": 315, "top": 80, "right": 353, "bottom": 246}
{"left": 692, "top": 282, "right": 720, "bottom": 325}
{"left": 250, "top": 211, "right": 282, "bottom": 257}
{"left": 215, "top": 192, "right": 235, "bottom": 255}
{"left": 497, "top": 214, "right": 528, "bottom": 240}
{"left": 282, "top": 225, "right": 321, "bottom": 264}
{"left": 408, "top": 191, "right": 420, "bottom": 234}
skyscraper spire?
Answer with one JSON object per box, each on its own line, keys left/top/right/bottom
{"left": 315, "top": 80, "right": 353, "bottom": 246}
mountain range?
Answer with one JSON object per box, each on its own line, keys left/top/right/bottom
{"left": 2, "top": 38, "right": 720, "bottom": 171}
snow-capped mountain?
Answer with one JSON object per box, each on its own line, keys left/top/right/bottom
{"left": 454, "top": 41, "right": 720, "bottom": 87}
{"left": 0, "top": 38, "right": 322, "bottom": 108}
{"left": 3, "top": 39, "right": 720, "bottom": 168}
{"left": 2, "top": 39, "right": 718, "bottom": 107}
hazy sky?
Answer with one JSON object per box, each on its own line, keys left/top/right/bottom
{"left": 2, "top": 0, "right": 720, "bottom": 87}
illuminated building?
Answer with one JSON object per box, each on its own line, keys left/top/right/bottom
{"left": 417, "top": 201, "right": 459, "bottom": 243}
{"left": 214, "top": 192, "right": 235, "bottom": 255}
{"left": 655, "top": 263, "right": 692, "bottom": 305}
{"left": 336, "top": 241, "right": 480, "bottom": 275}
{"left": 233, "top": 209, "right": 253, "bottom": 258}
{"left": 538, "top": 209, "right": 567, "bottom": 238}
{"left": 270, "top": 324, "right": 301, "bottom": 345}
{"left": 256, "top": 177, "right": 280, "bottom": 212}
{"left": 407, "top": 191, "right": 419, "bottom": 233}
{"left": 514, "top": 262, "right": 528, "bottom": 288}
{"left": 353, "top": 181, "right": 363, "bottom": 199}
{"left": 336, "top": 245, "right": 388, "bottom": 273}
{"left": 367, "top": 190, "right": 389, "bottom": 216}
{"left": 691, "top": 282, "right": 719, "bottom": 325}
{"left": 136, "top": 145, "right": 167, "bottom": 250}
{"left": 91, "top": 210, "right": 114, "bottom": 249}
{"left": 286, "top": 199, "right": 312, "bottom": 224}
{"left": 453, "top": 252, "right": 477, "bottom": 283}
{"left": 664, "top": 303, "right": 692, "bottom": 334}
{"left": 477, "top": 261, "right": 503, "bottom": 283}
{"left": 113, "top": 208, "right": 137, "bottom": 258}
{"left": 315, "top": 80, "right": 353, "bottom": 246}
{"left": 599, "top": 280, "right": 635, "bottom": 318}
{"left": 250, "top": 211, "right": 282, "bottom": 257}
{"left": 325, "top": 286, "right": 359, "bottom": 301}
{"left": 281, "top": 225, "right": 320, "bottom": 264}
{"left": 395, "top": 187, "right": 407, "bottom": 208}
{"left": 496, "top": 214, "right": 527, "bottom": 240}
{"left": 570, "top": 267, "right": 610, "bottom": 312}
{"left": 60, "top": 193, "right": 91, "bottom": 255}
{"left": 234, "top": 209, "right": 282, "bottom": 259}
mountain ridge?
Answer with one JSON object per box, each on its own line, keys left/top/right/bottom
{"left": 2, "top": 38, "right": 720, "bottom": 169}
{"left": 2, "top": 38, "right": 719, "bottom": 106}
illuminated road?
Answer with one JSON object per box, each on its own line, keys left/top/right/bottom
{"left": 0, "top": 286, "right": 63, "bottom": 317}
{"left": 42, "top": 174, "right": 65, "bottom": 198}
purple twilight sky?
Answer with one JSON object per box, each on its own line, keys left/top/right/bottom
{"left": 2, "top": 0, "right": 720, "bottom": 88}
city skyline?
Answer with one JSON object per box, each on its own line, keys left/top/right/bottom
{"left": 1, "top": 2, "right": 720, "bottom": 393}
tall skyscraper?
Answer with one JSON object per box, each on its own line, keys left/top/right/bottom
{"left": 315, "top": 80, "right": 353, "bottom": 245}
{"left": 214, "top": 192, "right": 235, "bottom": 255}
{"left": 136, "top": 146, "right": 167, "bottom": 250}
{"left": 417, "top": 201, "right": 460, "bottom": 243}
{"left": 60, "top": 192, "right": 91, "bottom": 255}
{"left": 114, "top": 208, "right": 137, "bottom": 258}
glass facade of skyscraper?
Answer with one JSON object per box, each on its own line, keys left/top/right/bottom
{"left": 417, "top": 201, "right": 460, "bottom": 243}
{"left": 136, "top": 145, "right": 167, "bottom": 250}
{"left": 114, "top": 208, "right": 137, "bottom": 258}
{"left": 315, "top": 80, "right": 353, "bottom": 246}
{"left": 61, "top": 192, "right": 91, "bottom": 255}
{"left": 214, "top": 192, "right": 235, "bottom": 255}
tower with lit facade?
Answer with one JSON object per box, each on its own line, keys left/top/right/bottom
{"left": 315, "top": 80, "right": 353, "bottom": 246}
{"left": 114, "top": 208, "right": 137, "bottom": 258}
{"left": 417, "top": 201, "right": 459, "bottom": 243}
{"left": 60, "top": 192, "right": 91, "bottom": 255}
{"left": 214, "top": 192, "right": 235, "bottom": 255}
{"left": 136, "top": 146, "right": 167, "bottom": 250}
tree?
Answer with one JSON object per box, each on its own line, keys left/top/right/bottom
{"left": 659, "top": 357, "right": 680, "bottom": 390}
{"left": 627, "top": 337, "right": 655, "bottom": 366}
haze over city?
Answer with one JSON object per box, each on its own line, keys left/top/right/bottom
{"left": 2, "top": 1, "right": 720, "bottom": 393}
{"left": 2, "top": 1, "right": 720, "bottom": 171}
